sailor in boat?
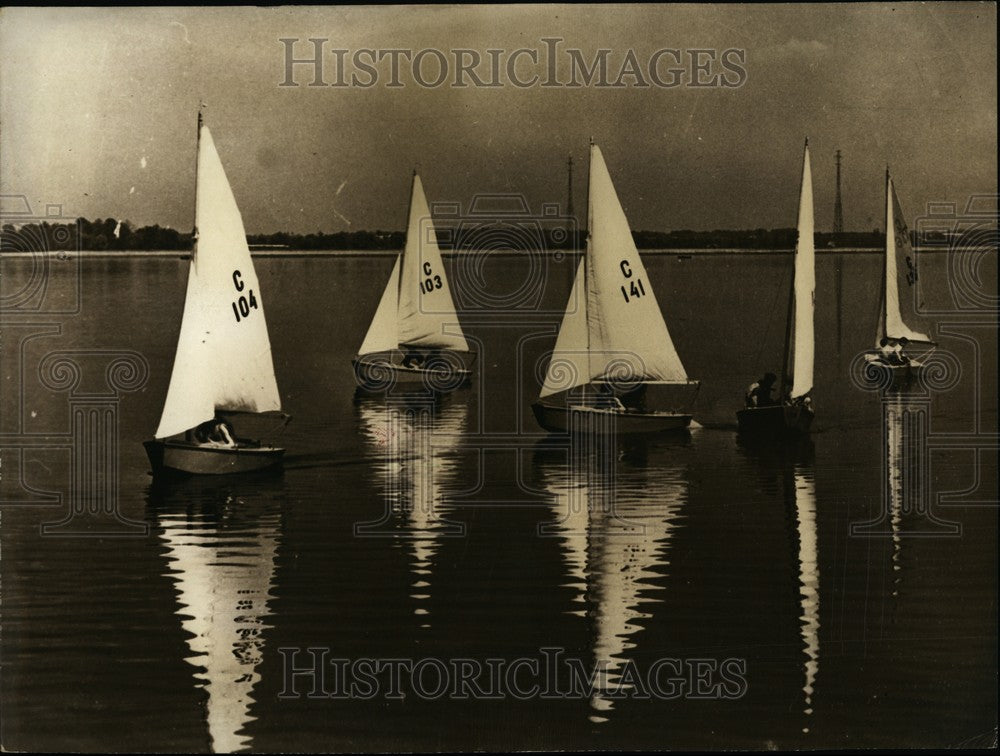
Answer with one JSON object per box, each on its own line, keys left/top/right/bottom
{"left": 187, "top": 417, "right": 238, "bottom": 449}
{"left": 745, "top": 373, "right": 779, "bottom": 408}
{"left": 623, "top": 384, "right": 648, "bottom": 413}
{"left": 876, "top": 337, "right": 910, "bottom": 366}
{"left": 594, "top": 382, "right": 629, "bottom": 412}
{"left": 401, "top": 348, "right": 425, "bottom": 370}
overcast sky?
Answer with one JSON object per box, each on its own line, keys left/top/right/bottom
{"left": 1, "top": 4, "right": 996, "bottom": 234}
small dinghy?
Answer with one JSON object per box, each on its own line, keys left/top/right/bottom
{"left": 862, "top": 168, "right": 936, "bottom": 387}
{"left": 353, "top": 172, "right": 473, "bottom": 393}
{"left": 738, "top": 139, "right": 816, "bottom": 437}
{"left": 533, "top": 142, "right": 699, "bottom": 435}
{"left": 144, "top": 113, "right": 288, "bottom": 476}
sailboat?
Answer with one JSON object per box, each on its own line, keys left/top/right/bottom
{"left": 353, "top": 173, "right": 473, "bottom": 392}
{"left": 864, "top": 168, "right": 936, "bottom": 379}
{"left": 737, "top": 138, "right": 815, "bottom": 437}
{"left": 533, "top": 142, "right": 699, "bottom": 434}
{"left": 144, "top": 114, "right": 287, "bottom": 475}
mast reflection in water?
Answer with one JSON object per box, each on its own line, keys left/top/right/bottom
{"left": 356, "top": 392, "right": 468, "bottom": 627}
{"left": 149, "top": 476, "right": 284, "bottom": 753}
{"left": 534, "top": 419, "right": 690, "bottom": 723}
{"left": 739, "top": 436, "right": 819, "bottom": 736}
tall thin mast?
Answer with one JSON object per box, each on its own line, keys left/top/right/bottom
{"left": 585, "top": 139, "right": 594, "bottom": 384}
{"left": 398, "top": 169, "right": 417, "bottom": 309}
{"left": 833, "top": 149, "right": 844, "bottom": 234}
{"left": 881, "top": 165, "right": 891, "bottom": 340}
{"left": 567, "top": 153, "right": 575, "bottom": 246}
{"left": 193, "top": 105, "right": 204, "bottom": 257}
{"left": 780, "top": 137, "right": 810, "bottom": 399}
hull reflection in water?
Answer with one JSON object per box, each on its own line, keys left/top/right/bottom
{"left": 534, "top": 431, "right": 689, "bottom": 723}
{"left": 355, "top": 392, "right": 468, "bottom": 627}
{"left": 149, "top": 476, "right": 284, "bottom": 753}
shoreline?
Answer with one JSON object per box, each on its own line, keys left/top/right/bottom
{"left": 0, "top": 246, "right": 931, "bottom": 259}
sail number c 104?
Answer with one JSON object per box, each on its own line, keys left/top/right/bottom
{"left": 231, "top": 269, "right": 259, "bottom": 323}
{"left": 619, "top": 259, "right": 646, "bottom": 303}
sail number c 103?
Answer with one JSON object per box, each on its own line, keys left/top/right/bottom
{"left": 419, "top": 261, "right": 444, "bottom": 295}
{"left": 231, "top": 269, "right": 259, "bottom": 323}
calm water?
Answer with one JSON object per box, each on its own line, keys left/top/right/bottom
{"left": 1, "top": 251, "right": 996, "bottom": 751}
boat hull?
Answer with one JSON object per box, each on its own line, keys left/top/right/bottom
{"left": 144, "top": 440, "right": 284, "bottom": 476}
{"left": 352, "top": 354, "right": 472, "bottom": 393}
{"left": 736, "top": 403, "right": 814, "bottom": 437}
{"left": 862, "top": 354, "right": 929, "bottom": 390}
{"left": 532, "top": 402, "right": 692, "bottom": 435}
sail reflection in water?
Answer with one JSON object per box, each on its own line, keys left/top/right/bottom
{"left": 790, "top": 464, "right": 819, "bottom": 732}
{"left": 150, "top": 478, "right": 284, "bottom": 753}
{"left": 356, "top": 394, "right": 468, "bottom": 626}
{"left": 739, "top": 439, "right": 820, "bottom": 735}
{"left": 535, "top": 428, "right": 688, "bottom": 723}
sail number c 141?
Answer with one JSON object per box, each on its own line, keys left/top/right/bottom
{"left": 619, "top": 259, "right": 646, "bottom": 303}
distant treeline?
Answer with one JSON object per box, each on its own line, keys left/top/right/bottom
{"left": 1, "top": 217, "right": 950, "bottom": 253}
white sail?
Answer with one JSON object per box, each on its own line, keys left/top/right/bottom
{"left": 358, "top": 256, "right": 401, "bottom": 355}
{"left": 396, "top": 174, "right": 469, "bottom": 351}
{"left": 586, "top": 144, "right": 689, "bottom": 383}
{"left": 882, "top": 173, "right": 933, "bottom": 345}
{"left": 540, "top": 259, "right": 592, "bottom": 397}
{"left": 789, "top": 141, "right": 815, "bottom": 400}
{"left": 155, "top": 124, "right": 281, "bottom": 439}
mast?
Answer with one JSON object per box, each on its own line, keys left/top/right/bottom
{"left": 567, "top": 154, "right": 575, "bottom": 218}
{"left": 585, "top": 139, "right": 594, "bottom": 384}
{"left": 780, "top": 266, "right": 795, "bottom": 400}
{"left": 193, "top": 105, "right": 204, "bottom": 253}
{"left": 881, "top": 166, "right": 890, "bottom": 342}
{"left": 780, "top": 137, "right": 808, "bottom": 399}
{"left": 783, "top": 136, "right": 814, "bottom": 401}
{"left": 833, "top": 149, "right": 844, "bottom": 234}
{"left": 398, "top": 169, "right": 417, "bottom": 318}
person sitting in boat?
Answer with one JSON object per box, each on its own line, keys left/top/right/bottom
{"left": 877, "top": 337, "right": 909, "bottom": 366}
{"left": 402, "top": 348, "right": 424, "bottom": 369}
{"left": 745, "top": 373, "right": 778, "bottom": 408}
{"left": 895, "top": 337, "right": 911, "bottom": 365}
{"left": 596, "top": 383, "right": 628, "bottom": 412}
{"left": 192, "top": 417, "right": 237, "bottom": 448}
{"left": 623, "top": 384, "right": 648, "bottom": 412}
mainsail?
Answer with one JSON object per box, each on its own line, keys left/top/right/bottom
{"left": 787, "top": 140, "right": 816, "bottom": 401}
{"left": 878, "top": 171, "right": 933, "bottom": 346}
{"left": 155, "top": 123, "right": 281, "bottom": 439}
{"left": 540, "top": 143, "right": 689, "bottom": 398}
{"left": 359, "top": 174, "right": 468, "bottom": 355}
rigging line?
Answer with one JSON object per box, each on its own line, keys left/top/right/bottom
{"left": 752, "top": 259, "right": 793, "bottom": 371}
